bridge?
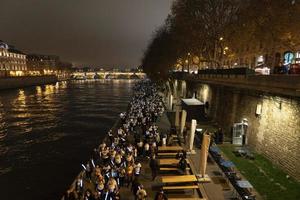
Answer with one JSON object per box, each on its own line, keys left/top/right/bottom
{"left": 71, "top": 71, "right": 146, "bottom": 80}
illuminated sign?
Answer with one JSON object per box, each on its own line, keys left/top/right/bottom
{"left": 284, "top": 52, "right": 294, "bottom": 64}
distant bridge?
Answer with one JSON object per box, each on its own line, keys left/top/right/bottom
{"left": 71, "top": 71, "right": 146, "bottom": 80}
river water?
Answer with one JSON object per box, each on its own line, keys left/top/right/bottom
{"left": 0, "top": 80, "right": 134, "bottom": 200}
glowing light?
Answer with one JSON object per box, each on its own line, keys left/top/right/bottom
{"left": 36, "top": 86, "right": 42, "bottom": 96}
{"left": 257, "top": 55, "right": 264, "bottom": 63}
{"left": 45, "top": 85, "right": 55, "bottom": 95}
{"left": 15, "top": 71, "right": 24, "bottom": 76}
{"left": 201, "top": 85, "right": 210, "bottom": 102}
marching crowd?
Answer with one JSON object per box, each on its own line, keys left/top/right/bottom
{"left": 64, "top": 81, "right": 168, "bottom": 200}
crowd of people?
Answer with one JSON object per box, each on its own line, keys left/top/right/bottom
{"left": 64, "top": 81, "right": 167, "bottom": 200}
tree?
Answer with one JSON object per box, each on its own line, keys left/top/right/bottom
{"left": 142, "top": 0, "right": 300, "bottom": 78}
{"left": 142, "top": 25, "right": 179, "bottom": 80}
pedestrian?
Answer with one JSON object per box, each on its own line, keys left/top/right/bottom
{"left": 178, "top": 156, "right": 188, "bottom": 174}
{"left": 134, "top": 160, "right": 142, "bottom": 177}
{"left": 84, "top": 189, "right": 95, "bottom": 200}
{"left": 136, "top": 185, "right": 147, "bottom": 200}
{"left": 125, "top": 162, "right": 134, "bottom": 187}
{"left": 118, "top": 168, "right": 126, "bottom": 187}
{"left": 154, "top": 190, "right": 168, "bottom": 200}
{"left": 108, "top": 130, "right": 114, "bottom": 145}
{"left": 64, "top": 190, "right": 77, "bottom": 200}
{"left": 149, "top": 155, "right": 159, "bottom": 180}
{"left": 107, "top": 177, "right": 118, "bottom": 193}
{"left": 143, "top": 142, "right": 150, "bottom": 158}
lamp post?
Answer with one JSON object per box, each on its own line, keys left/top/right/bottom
{"left": 185, "top": 59, "right": 189, "bottom": 73}
{"left": 187, "top": 52, "right": 191, "bottom": 73}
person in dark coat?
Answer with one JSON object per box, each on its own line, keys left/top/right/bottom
{"left": 178, "top": 157, "right": 188, "bottom": 174}
{"left": 154, "top": 190, "right": 168, "bottom": 200}
{"left": 84, "top": 189, "right": 95, "bottom": 200}
{"left": 131, "top": 177, "right": 141, "bottom": 196}
{"left": 149, "top": 155, "right": 159, "bottom": 180}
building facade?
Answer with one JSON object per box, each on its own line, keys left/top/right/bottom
{"left": 222, "top": 42, "right": 300, "bottom": 72}
{"left": 26, "top": 54, "right": 60, "bottom": 75}
{"left": 0, "top": 41, "right": 27, "bottom": 77}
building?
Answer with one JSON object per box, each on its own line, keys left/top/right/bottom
{"left": 26, "top": 54, "right": 60, "bottom": 75}
{"left": 0, "top": 41, "right": 27, "bottom": 77}
{"left": 222, "top": 42, "right": 300, "bottom": 72}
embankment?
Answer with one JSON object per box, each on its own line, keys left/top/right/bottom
{"left": 0, "top": 75, "right": 58, "bottom": 90}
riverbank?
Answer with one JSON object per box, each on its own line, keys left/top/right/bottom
{"left": 0, "top": 75, "right": 58, "bottom": 90}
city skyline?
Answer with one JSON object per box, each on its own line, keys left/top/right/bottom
{"left": 0, "top": 0, "right": 173, "bottom": 68}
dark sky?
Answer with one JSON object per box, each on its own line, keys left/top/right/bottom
{"left": 0, "top": 0, "right": 173, "bottom": 68}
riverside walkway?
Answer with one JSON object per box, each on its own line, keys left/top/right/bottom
{"left": 62, "top": 81, "right": 258, "bottom": 200}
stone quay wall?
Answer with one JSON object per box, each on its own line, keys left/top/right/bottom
{"left": 177, "top": 80, "right": 300, "bottom": 181}
{"left": 0, "top": 75, "right": 58, "bottom": 90}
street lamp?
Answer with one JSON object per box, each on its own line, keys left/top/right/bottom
{"left": 187, "top": 53, "right": 191, "bottom": 73}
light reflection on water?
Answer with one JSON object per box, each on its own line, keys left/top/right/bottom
{"left": 0, "top": 80, "right": 133, "bottom": 200}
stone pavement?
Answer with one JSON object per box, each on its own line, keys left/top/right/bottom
{"left": 186, "top": 121, "right": 262, "bottom": 200}
{"left": 158, "top": 112, "right": 234, "bottom": 200}
{"left": 187, "top": 144, "right": 235, "bottom": 200}
{"left": 161, "top": 111, "right": 244, "bottom": 200}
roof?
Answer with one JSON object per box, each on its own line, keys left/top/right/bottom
{"left": 181, "top": 98, "right": 204, "bottom": 106}
{"left": 8, "top": 48, "right": 26, "bottom": 55}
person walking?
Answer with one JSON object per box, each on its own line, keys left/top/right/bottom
{"left": 149, "top": 155, "right": 159, "bottom": 180}
{"left": 136, "top": 185, "right": 147, "bottom": 200}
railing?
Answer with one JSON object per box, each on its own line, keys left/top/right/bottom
{"left": 172, "top": 70, "right": 300, "bottom": 97}
{"left": 197, "top": 68, "right": 255, "bottom": 75}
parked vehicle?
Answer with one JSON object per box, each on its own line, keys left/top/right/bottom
{"left": 289, "top": 64, "right": 300, "bottom": 74}
{"left": 255, "top": 66, "right": 270, "bottom": 75}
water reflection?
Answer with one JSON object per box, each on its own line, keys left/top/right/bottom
{"left": 36, "top": 86, "right": 42, "bottom": 96}
{"left": 0, "top": 80, "right": 133, "bottom": 200}
{"left": 16, "top": 89, "right": 26, "bottom": 106}
{"left": 0, "top": 100, "right": 7, "bottom": 138}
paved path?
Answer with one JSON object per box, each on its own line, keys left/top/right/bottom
{"left": 186, "top": 121, "right": 262, "bottom": 200}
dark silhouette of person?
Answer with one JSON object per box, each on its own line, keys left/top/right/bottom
{"left": 149, "top": 155, "right": 159, "bottom": 180}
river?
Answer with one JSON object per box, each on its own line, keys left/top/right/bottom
{"left": 0, "top": 80, "right": 134, "bottom": 200}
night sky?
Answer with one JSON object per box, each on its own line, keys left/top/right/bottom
{"left": 0, "top": 0, "right": 173, "bottom": 68}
